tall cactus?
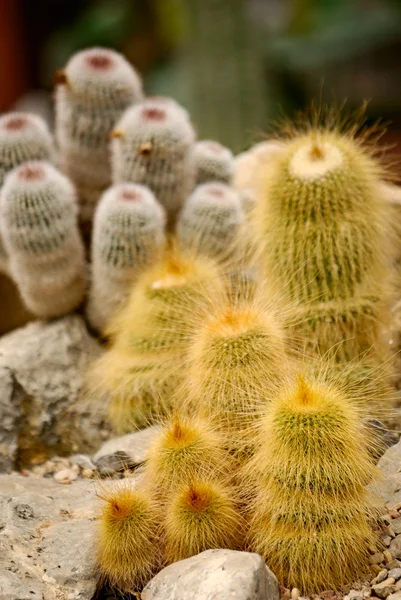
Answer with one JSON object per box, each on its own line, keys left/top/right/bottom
{"left": 87, "top": 183, "right": 166, "bottom": 332}
{"left": 253, "top": 126, "right": 392, "bottom": 366}
{"left": 55, "top": 47, "right": 143, "bottom": 224}
{"left": 0, "top": 112, "right": 54, "bottom": 272}
{"left": 246, "top": 373, "right": 381, "bottom": 594}
{"left": 111, "top": 97, "right": 196, "bottom": 225}
{"left": 0, "top": 161, "right": 86, "bottom": 317}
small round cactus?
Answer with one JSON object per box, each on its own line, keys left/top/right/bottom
{"left": 176, "top": 182, "right": 245, "bottom": 260}
{"left": 0, "top": 161, "right": 86, "bottom": 317}
{"left": 55, "top": 47, "right": 143, "bottom": 223}
{"left": 96, "top": 481, "right": 162, "bottom": 593}
{"left": 111, "top": 97, "right": 196, "bottom": 224}
{"left": 164, "top": 478, "right": 242, "bottom": 563}
{"left": 87, "top": 183, "right": 166, "bottom": 332}
{"left": 144, "top": 415, "right": 230, "bottom": 496}
{"left": 193, "top": 140, "right": 234, "bottom": 185}
{"left": 0, "top": 112, "right": 54, "bottom": 272}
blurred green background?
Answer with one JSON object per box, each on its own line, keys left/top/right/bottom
{"left": 1, "top": 0, "right": 401, "bottom": 161}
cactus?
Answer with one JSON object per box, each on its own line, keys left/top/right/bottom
{"left": 176, "top": 182, "right": 245, "bottom": 261}
{"left": 55, "top": 47, "right": 143, "bottom": 224}
{"left": 87, "top": 183, "right": 166, "bottom": 332}
{"left": 144, "top": 414, "right": 230, "bottom": 496}
{"left": 184, "top": 283, "right": 288, "bottom": 445}
{"left": 0, "top": 161, "right": 86, "bottom": 318}
{"left": 164, "top": 478, "right": 243, "bottom": 563}
{"left": 246, "top": 374, "right": 381, "bottom": 594}
{"left": 86, "top": 246, "right": 224, "bottom": 432}
{"left": 193, "top": 140, "right": 234, "bottom": 185}
{"left": 96, "top": 481, "right": 162, "bottom": 593}
{"left": 0, "top": 112, "right": 54, "bottom": 272}
{"left": 252, "top": 127, "right": 392, "bottom": 366}
{"left": 111, "top": 97, "right": 196, "bottom": 224}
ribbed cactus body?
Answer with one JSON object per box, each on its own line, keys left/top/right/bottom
{"left": 111, "top": 97, "right": 196, "bottom": 223}
{"left": 164, "top": 478, "right": 242, "bottom": 563}
{"left": 193, "top": 140, "right": 234, "bottom": 185}
{"left": 0, "top": 161, "right": 86, "bottom": 317}
{"left": 176, "top": 183, "right": 244, "bottom": 261}
{"left": 254, "top": 130, "right": 390, "bottom": 364}
{"left": 55, "top": 47, "right": 143, "bottom": 222}
{"left": 87, "top": 249, "right": 224, "bottom": 432}
{"left": 87, "top": 183, "right": 166, "bottom": 332}
{"left": 0, "top": 113, "right": 54, "bottom": 272}
{"left": 246, "top": 375, "right": 380, "bottom": 593}
{"left": 96, "top": 483, "right": 162, "bottom": 592}
{"left": 186, "top": 289, "right": 288, "bottom": 443}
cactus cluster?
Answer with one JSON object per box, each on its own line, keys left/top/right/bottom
{"left": 0, "top": 43, "right": 397, "bottom": 599}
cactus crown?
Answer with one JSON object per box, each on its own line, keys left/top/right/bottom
{"left": 193, "top": 140, "right": 234, "bottom": 184}
{"left": 56, "top": 47, "right": 143, "bottom": 105}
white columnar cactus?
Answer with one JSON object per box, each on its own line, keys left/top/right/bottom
{"left": 87, "top": 182, "right": 166, "bottom": 332}
{"left": 176, "top": 182, "right": 244, "bottom": 260}
{"left": 193, "top": 140, "right": 234, "bottom": 185}
{"left": 111, "top": 97, "right": 196, "bottom": 224}
{"left": 0, "top": 161, "right": 86, "bottom": 317}
{"left": 55, "top": 47, "right": 143, "bottom": 223}
{"left": 0, "top": 113, "right": 54, "bottom": 272}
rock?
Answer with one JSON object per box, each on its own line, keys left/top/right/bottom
{"left": 373, "top": 571, "right": 389, "bottom": 585}
{"left": 95, "top": 451, "right": 134, "bottom": 476}
{"left": 93, "top": 426, "right": 160, "bottom": 466}
{"left": 371, "top": 553, "right": 386, "bottom": 565}
{"left": 54, "top": 468, "right": 78, "bottom": 484}
{"left": 390, "top": 538, "right": 401, "bottom": 560}
{"left": 0, "top": 315, "right": 111, "bottom": 473}
{"left": 389, "top": 569, "right": 401, "bottom": 581}
{"left": 391, "top": 519, "right": 401, "bottom": 536}
{"left": 0, "top": 473, "right": 97, "bottom": 600}
{"left": 70, "top": 454, "right": 96, "bottom": 471}
{"left": 142, "top": 548, "right": 279, "bottom": 600}
{"left": 372, "top": 578, "right": 396, "bottom": 598}
{"left": 388, "top": 593, "right": 401, "bottom": 600}
{"left": 377, "top": 440, "right": 401, "bottom": 507}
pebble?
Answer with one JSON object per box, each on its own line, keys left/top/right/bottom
{"left": 389, "top": 570, "right": 401, "bottom": 582}
{"left": 384, "top": 538, "right": 393, "bottom": 547}
{"left": 371, "top": 554, "right": 386, "bottom": 565}
{"left": 391, "top": 519, "right": 401, "bottom": 536}
{"left": 388, "top": 593, "right": 401, "bottom": 600}
{"left": 385, "top": 552, "right": 395, "bottom": 564}
{"left": 291, "top": 589, "right": 300, "bottom": 600}
{"left": 388, "top": 562, "right": 401, "bottom": 571}
{"left": 372, "top": 571, "right": 389, "bottom": 586}
{"left": 389, "top": 510, "right": 401, "bottom": 520}
{"left": 372, "top": 578, "right": 396, "bottom": 599}
{"left": 69, "top": 454, "right": 95, "bottom": 471}
{"left": 54, "top": 468, "right": 78, "bottom": 484}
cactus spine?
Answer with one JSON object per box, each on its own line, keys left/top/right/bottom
{"left": 87, "top": 247, "right": 224, "bottom": 432}
{"left": 0, "top": 113, "right": 54, "bottom": 272}
{"left": 87, "top": 183, "right": 166, "bottom": 332}
{"left": 55, "top": 47, "right": 143, "bottom": 224}
{"left": 176, "top": 182, "right": 245, "bottom": 261}
{"left": 96, "top": 482, "right": 162, "bottom": 592}
{"left": 246, "top": 374, "right": 380, "bottom": 594}
{"left": 0, "top": 161, "right": 86, "bottom": 317}
{"left": 111, "top": 97, "right": 196, "bottom": 224}
{"left": 193, "top": 140, "right": 234, "bottom": 185}
{"left": 253, "top": 128, "right": 391, "bottom": 365}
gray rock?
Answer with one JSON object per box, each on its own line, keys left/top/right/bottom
{"left": 0, "top": 315, "right": 111, "bottom": 472}
{"left": 95, "top": 450, "right": 134, "bottom": 476}
{"left": 93, "top": 426, "right": 160, "bottom": 466}
{"left": 389, "top": 569, "right": 401, "bottom": 581}
{"left": 0, "top": 473, "right": 97, "bottom": 600}
{"left": 377, "top": 439, "right": 401, "bottom": 507}
{"left": 142, "top": 548, "right": 279, "bottom": 600}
